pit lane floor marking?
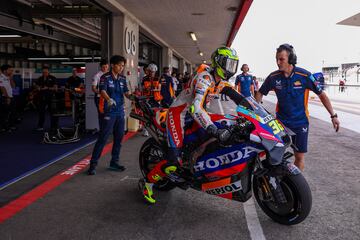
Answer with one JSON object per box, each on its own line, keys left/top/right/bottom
{"left": 120, "top": 176, "right": 139, "bottom": 181}
{"left": 218, "top": 99, "right": 266, "bottom": 240}
{"left": 0, "top": 131, "right": 137, "bottom": 224}
{"left": 243, "top": 198, "right": 266, "bottom": 240}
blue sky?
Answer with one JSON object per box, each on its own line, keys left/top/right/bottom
{"left": 232, "top": 0, "right": 360, "bottom": 78}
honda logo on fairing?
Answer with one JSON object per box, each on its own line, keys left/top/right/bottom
{"left": 168, "top": 111, "right": 180, "bottom": 146}
{"left": 194, "top": 146, "right": 260, "bottom": 172}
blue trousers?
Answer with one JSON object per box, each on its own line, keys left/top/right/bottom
{"left": 94, "top": 96, "right": 103, "bottom": 130}
{"left": 90, "top": 114, "right": 125, "bottom": 165}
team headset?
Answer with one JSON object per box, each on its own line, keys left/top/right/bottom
{"left": 277, "top": 44, "right": 297, "bottom": 65}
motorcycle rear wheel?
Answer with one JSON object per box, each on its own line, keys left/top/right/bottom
{"left": 253, "top": 173, "right": 312, "bottom": 225}
{"left": 139, "top": 138, "right": 176, "bottom": 191}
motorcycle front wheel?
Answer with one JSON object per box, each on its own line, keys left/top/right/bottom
{"left": 253, "top": 173, "right": 312, "bottom": 225}
{"left": 139, "top": 138, "right": 176, "bottom": 191}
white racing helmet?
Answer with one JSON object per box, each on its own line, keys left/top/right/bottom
{"left": 147, "top": 63, "right": 158, "bottom": 72}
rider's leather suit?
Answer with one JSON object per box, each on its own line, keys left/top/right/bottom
{"left": 166, "top": 64, "right": 233, "bottom": 151}
{"left": 146, "top": 64, "right": 240, "bottom": 183}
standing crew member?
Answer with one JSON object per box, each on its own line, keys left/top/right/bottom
{"left": 92, "top": 59, "right": 109, "bottom": 130}
{"left": 66, "top": 68, "right": 84, "bottom": 90}
{"left": 235, "top": 64, "right": 254, "bottom": 97}
{"left": 0, "top": 64, "right": 15, "bottom": 132}
{"left": 33, "top": 66, "right": 58, "bottom": 132}
{"left": 87, "top": 55, "right": 133, "bottom": 175}
{"left": 255, "top": 44, "right": 340, "bottom": 171}
{"left": 141, "top": 63, "right": 162, "bottom": 107}
{"left": 160, "top": 67, "right": 175, "bottom": 107}
{"left": 252, "top": 76, "right": 259, "bottom": 96}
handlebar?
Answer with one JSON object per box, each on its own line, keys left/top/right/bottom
{"left": 228, "top": 118, "right": 255, "bottom": 142}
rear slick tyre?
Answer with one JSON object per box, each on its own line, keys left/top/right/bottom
{"left": 139, "top": 138, "right": 176, "bottom": 191}
{"left": 253, "top": 173, "right": 312, "bottom": 225}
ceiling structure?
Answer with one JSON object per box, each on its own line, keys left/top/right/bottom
{"left": 0, "top": 0, "right": 104, "bottom": 50}
{"left": 99, "top": 0, "right": 251, "bottom": 64}
{"left": 337, "top": 12, "right": 360, "bottom": 27}
{"left": 0, "top": 0, "right": 252, "bottom": 65}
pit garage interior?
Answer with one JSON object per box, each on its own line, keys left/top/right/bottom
{"left": 0, "top": 0, "right": 252, "bottom": 197}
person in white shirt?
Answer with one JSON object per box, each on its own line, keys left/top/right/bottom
{"left": 92, "top": 59, "right": 109, "bottom": 130}
{"left": 0, "top": 64, "right": 15, "bottom": 131}
{"left": 171, "top": 71, "right": 178, "bottom": 93}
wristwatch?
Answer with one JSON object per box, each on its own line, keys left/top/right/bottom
{"left": 330, "top": 113, "right": 338, "bottom": 119}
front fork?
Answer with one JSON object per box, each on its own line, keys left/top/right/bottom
{"left": 254, "top": 155, "right": 289, "bottom": 204}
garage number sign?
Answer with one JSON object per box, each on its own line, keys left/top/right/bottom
{"left": 125, "top": 27, "right": 136, "bottom": 56}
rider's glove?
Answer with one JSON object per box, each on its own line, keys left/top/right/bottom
{"left": 206, "top": 124, "right": 218, "bottom": 136}
{"left": 217, "top": 128, "right": 232, "bottom": 143}
{"left": 107, "top": 98, "right": 117, "bottom": 106}
{"left": 206, "top": 124, "right": 232, "bottom": 143}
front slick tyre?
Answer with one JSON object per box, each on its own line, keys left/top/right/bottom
{"left": 253, "top": 173, "right": 312, "bottom": 225}
{"left": 139, "top": 138, "right": 175, "bottom": 191}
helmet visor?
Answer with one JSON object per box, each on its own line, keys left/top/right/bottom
{"left": 218, "top": 55, "right": 238, "bottom": 75}
{"left": 226, "top": 58, "right": 238, "bottom": 74}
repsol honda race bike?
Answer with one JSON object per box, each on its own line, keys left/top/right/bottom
{"left": 130, "top": 94, "right": 312, "bottom": 225}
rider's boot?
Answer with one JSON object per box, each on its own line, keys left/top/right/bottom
{"left": 139, "top": 160, "right": 177, "bottom": 204}
{"left": 164, "top": 147, "right": 185, "bottom": 182}
{"left": 138, "top": 179, "right": 156, "bottom": 204}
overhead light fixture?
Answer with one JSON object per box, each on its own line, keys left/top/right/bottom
{"left": 0, "top": 35, "right": 21, "bottom": 38}
{"left": 189, "top": 32, "right": 197, "bottom": 41}
{"left": 16, "top": 0, "right": 32, "bottom": 6}
{"left": 61, "top": 62, "right": 85, "bottom": 65}
{"left": 64, "top": 5, "right": 89, "bottom": 8}
{"left": 199, "top": 51, "right": 203, "bottom": 56}
{"left": 28, "top": 57, "right": 70, "bottom": 60}
{"left": 203, "top": 60, "right": 207, "bottom": 64}
{"left": 73, "top": 57, "right": 101, "bottom": 60}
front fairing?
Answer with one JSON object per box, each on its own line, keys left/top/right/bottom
{"left": 236, "top": 97, "right": 290, "bottom": 165}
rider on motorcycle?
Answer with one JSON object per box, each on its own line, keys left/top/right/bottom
{"left": 140, "top": 46, "right": 240, "bottom": 203}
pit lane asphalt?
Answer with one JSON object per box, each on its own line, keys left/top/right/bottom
{"left": 0, "top": 99, "right": 359, "bottom": 240}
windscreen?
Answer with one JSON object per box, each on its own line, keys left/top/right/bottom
{"left": 240, "top": 96, "right": 272, "bottom": 119}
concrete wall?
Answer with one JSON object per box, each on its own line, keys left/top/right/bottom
{"left": 162, "top": 47, "right": 173, "bottom": 71}
{"left": 110, "top": 13, "right": 139, "bottom": 123}
{"left": 110, "top": 14, "right": 139, "bottom": 91}
{"left": 107, "top": 10, "right": 195, "bottom": 128}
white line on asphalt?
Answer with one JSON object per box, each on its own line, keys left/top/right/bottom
{"left": 217, "top": 99, "right": 266, "bottom": 240}
{"left": 120, "top": 176, "right": 128, "bottom": 181}
{"left": 243, "top": 198, "right": 266, "bottom": 240}
{"left": 127, "top": 177, "right": 139, "bottom": 181}
{"left": 120, "top": 176, "right": 139, "bottom": 181}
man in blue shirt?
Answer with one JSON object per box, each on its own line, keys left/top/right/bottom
{"left": 235, "top": 64, "right": 254, "bottom": 97}
{"left": 160, "top": 67, "right": 175, "bottom": 107}
{"left": 255, "top": 44, "right": 340, "bottom": 171}
{"left": 88, "top": 55, "right": 133, "bottom": 175}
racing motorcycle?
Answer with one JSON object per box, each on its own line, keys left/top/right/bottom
{"left": 130, "top": 94, "right": 312, "bottom": 225}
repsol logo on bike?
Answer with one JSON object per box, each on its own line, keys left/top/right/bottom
{"left": 194, "top": 145, "right": 259, "bottom": 174}
{"left": 168, "top": 111, "right": 180, "bottom": 146}
{"left": 204, "top": 180, "right": 242, "bottom": 195}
